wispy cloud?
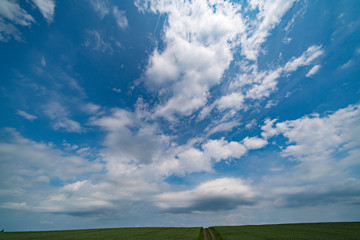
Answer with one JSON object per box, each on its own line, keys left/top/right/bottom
{"left": 90, "top": 0, "right": 110, "bottom": 20}
{"left": 0, "top": 0, "right": 35, "bottom": 42}
{"left": 113, "top": 7, "right": 128, "bottom": 30}
{"left": 306, "top": 64, "right": 321, "bottom": 77}
{"left": 242, "top": 0, "right": 297, "bottom": 60}
{"left": 32, "top": 0, "right": 56, "bottom": 23}
{"left": 16, "top": 110, "right": 37, "bottom": 121}
{"left": 44, "top": 101, "right": 82, "bottom": 133}
{"left": 261, "top": 104, "right": 360, "bottom": 180}
{"left": 83, "top": 29, "right": 113, "bottom": 53}
{"left": 0, "top": 0, "right": 35, "bottom": 26}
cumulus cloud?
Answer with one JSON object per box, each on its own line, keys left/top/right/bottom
{"left": 0, "top": 128, "right": 103, "bottom": 188}
{"left": 32, "top": 0, "right": 55, "bottom": 23}
{"left": 136, "top": 0, "right": 308, "bottom": 120}
{"left": 154, "top": 178, "right": 256, "bottom": 213}
{"left": 202, "top": 138, "right": 247, "bottom": 163}
{"left": 261, "top": 104, "right": 360, "bottom": 180}
{"left": 91, "top": 108, "right": 168, "bottom": 167}
{"left": 139, "top": 0, "right": 246, "bottom": 119}
{"left": 277, "top": 179, "right": 360, "bottom": 208}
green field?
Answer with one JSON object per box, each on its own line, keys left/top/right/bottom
{"left": 211, "top": 222, "right": 360, "bottom": 240}
{"left": 0, "top": 227, "right": 202, "bottom": 240}
{"left": 1, "top": 223, "right": 359, "bottom": 240}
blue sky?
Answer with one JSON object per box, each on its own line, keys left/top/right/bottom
{"left": 0, "top": 0, "right": 360, "bottom": 231}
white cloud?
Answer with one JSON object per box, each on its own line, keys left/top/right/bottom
{"left": 245, "top": 69, "right": 282, "bottom": 99}
{"left": 82, "top": 103, "right": 101, "bottom": 115}
{"left": 84, "top": 29, "right": 113, "bottom": 53}
{"left": 176, "top": 147, "right": 212, "bottom": 173}
{"left": 0, "top": 128, "right": 103, "bottom": 184}
{"left": 356, "top": 47, "right": 360, "bottom": 56}
{"left": 52, "top": 119, "right": 81, "bottom": 133}
{"left": 202, "top": 138, "right": 247, "bottom": 162}
{"left": 245, "top": 119, "right": 257, "bottom": 129}
{"left": 229, "top": 45, "right": 323, "bottom": 102}
{"left": 154, "top": 178, "right": 256, "bottom": 213}
{"left": 216, "top": 92, "right": 245, "bottom": 111}
{"left": 242, "top": 0, "right": 297, "bottom": 60}
{"left": 261, "top": 104, "right": 360, "bottom": 179}
{"left": 91, "top": 108, "right": 169, "bottom": 167}
{"left": 137, "top": 0, "right": 305, "bottom": 120}
{"left": 265, "top": 100, "right": 278, "bottom": 109}
{"left": 113, "top": 7, "right": 128, "bottom": 30}
{"left": 40, "top": 56, "right": 46, "bottom": 67}
{"left": 32, "top": 0, "right": 55, "bottom": 23}
{"left": 243, "top": 137, "right": 268, "bottom": 150}
{"left": 0, "top": 0, "right": 35, "bottom": 41}
{"left": 112, "top": 88, "right": 121, "bottom": 93}
{"left": 16, "top": 110, "right": 37, "bottom": 121}
{"left": 0, "top": 0, "right": 35, "bottom": 26}
{"left": 202, "top": 136, "right": 267, "bottom": 162}
{"left": 206, "top": 120, "right": 241, "bottom": 135}
{"left": 0, "top": 20, "right": 22, "bottom": 42}
{"left": 306, "top": 64, "right": 321, "bottom": 77}
{"left": 90, "top": 106, "right": 268, "bottom": 183}
{"left": 90, "top": 0, "right": 110, "bottom": 20}
{"left": 339, "top": 59, "right": 354, "bottom": 70}
{"left": 283, "top": 45, "right": 324, "bottom": 72}
{"left": 44, "top": 101, "right": 82, "bottom": 133}
{"left": 140, "top": 0, "right": 245, "bottom": 119}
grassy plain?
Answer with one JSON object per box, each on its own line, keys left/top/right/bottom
{"left": 0, "top": 227, "right": 202, "bottom": 240}
{"left": 212, "top": 222, "right": 360, "bottom": 240}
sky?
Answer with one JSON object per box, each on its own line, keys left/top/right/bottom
{"left": 0, "top": 0, "right": 360, "bottom": 232}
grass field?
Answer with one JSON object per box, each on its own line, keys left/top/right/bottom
{"left": 0, "top": 227, "right": 202, "bottom": 240}
{"left": 211, "top": 222, "right": 360, "bottom": 240}
{"left": 1, "top": 222, "right": 359, "bottom": 240}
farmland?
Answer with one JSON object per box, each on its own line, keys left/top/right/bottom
{"left": 0, "top": 227, "right": 202, "bottom": 240}
{"left": 211, "top": 222, "right": 360, "bottom": 240}
{"left": 1, "top": 222, "right": 359, "bottom": 240}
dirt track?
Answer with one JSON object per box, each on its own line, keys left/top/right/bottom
{"left": 204, "top": 228, "right": 216, "bottom": 240}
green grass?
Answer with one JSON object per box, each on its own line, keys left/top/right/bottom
{"left": 0, "top": 227, "right": 202, "bottom": 240}
{"left": 212, "top": 222, "right": 360, "bottom": 240}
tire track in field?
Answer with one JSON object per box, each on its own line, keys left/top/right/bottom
{"left": 203, "top": 228, "right": 208, "bottom": 240}
{"left": 204, "top": 228, "right": 216, "bottom": 240}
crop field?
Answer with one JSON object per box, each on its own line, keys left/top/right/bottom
{"left": 0, "top": 227, "right": 202, "bottom": 240}
{"left": 211, "top": 222, "right": 360, "bottom": 240}
{"left": 1, "top": 222, "right": 359, "bottom": 240}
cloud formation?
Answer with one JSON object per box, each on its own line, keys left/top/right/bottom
{"left": 32, "top": 0, "right": 56, "bottom": 23}
{"left": 16, "top": 110, "right": 37, "bottom": 121}
{"left": 154, "top": 178, "right": 256, "bottom": 213}
{"left": 0, "top": 0, "right": 55, "bottom": 41}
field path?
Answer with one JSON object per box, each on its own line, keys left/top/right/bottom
{"left": 204, "top": 228, "right": 216, "bottom": 240}
{"left": 203, "top": 228, "right": 208, "bottom": 240}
